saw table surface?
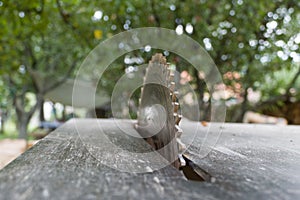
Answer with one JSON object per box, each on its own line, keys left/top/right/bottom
{"left": 0, "top": 119, "right": 299, "bottom": 200}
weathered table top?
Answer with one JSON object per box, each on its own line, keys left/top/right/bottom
{"left": 0, "top": 119, "right": 299, "bottom": 200}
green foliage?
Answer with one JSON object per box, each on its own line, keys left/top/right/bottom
{"left": 260, "top": 65, "right": 300, "bottom": 101}
{"left": 0, "top": 0, "right": 299, "bottom": 126}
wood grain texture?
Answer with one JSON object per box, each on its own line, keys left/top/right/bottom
{"left": 0, "top": 119, "right": 299, "bottom": 200}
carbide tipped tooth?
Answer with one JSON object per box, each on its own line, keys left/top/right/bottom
{"left": 175, "top": 125, "right": 183, "bottom": 135}
{"left": 178, "top": 154, "right": 186, "bottom": 166}
{"left": 175, "top": 114, "right": 182, "bottom": 125}
{"left": 175, "top": 124, "right": 181, "bottom": 130}
{"left": 172, "top": 92, "right": 177, "bottom": 102}
{"left": 177, "top": 139, "right": 187, "bottom": 153}
{"left": 173, "top": 102, "right": 180, "bottom": 113}
{"left": 173, "top": 113, "right": 178, "bottom": 118}
{"left": 169, "top": 81, "right": 175, "bottom": 91}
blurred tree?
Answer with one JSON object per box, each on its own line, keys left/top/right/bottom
{"left": 0, "top": 79, "right": 11, "bottom": 134}
{"left": 0, "top": 0, "right": 300, "bottom": 139}
{"left": 90, "top": 0, "right": 300, "bottom": 121}
{"left": 0, "top": 0, "right": 93, "bottom": 138}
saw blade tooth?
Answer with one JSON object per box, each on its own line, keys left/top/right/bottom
{"left": 138, "top": 98, "right": 141, "bottom": 105}
{"left": 175, "top": 114, "right": 181, "bottom": 125}
{"left": 175, "top": 124, "right": 183, "bottom": 133}
{"left": 173, "top": 91, "right": 179, "bottom": 102}
{"left": 178, "top": 154, "right": 186, "bottom": 166}
{"left": 151, "top": 53, "right": 166, "bottom": 64}
{"left": 169, "top": 81, "right": 175, "bottom": 92}
{"left": 175, "top": 116, "right": 181, "bottom": 125}
{"left": 140, "top": 87, "right": 144, "bottom": 94}
{"left": 172, "top": 92, "right": 177, "bottom": 102}
{"left": 177, "top": 139, "right": 186, "bottom": 153}
{"left": 171, "top": 101, "right": 177, "bottom": 108}
{"left": 178, "top": 113, "right": 183, "bottom": 118}
{"left": 173, "top": 113, "right": 178, "bottom": 118}
{"left": 173, "top": 102, "right": 180, "bottom": 113}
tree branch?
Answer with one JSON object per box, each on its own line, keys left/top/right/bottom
{"left": 43, "top": 59, "right": 78, "bottom": 94}
{"left": 287, "top": 66, "right": 300, "bottom": 93}
{"left": 28, "top": 94, "right": 43, "bottom": 119}
{"left": 55, "top": 0, "right": 92, "bottom": 48}
{"left": 23, "top": 42, "right": 41, "bottom": 93}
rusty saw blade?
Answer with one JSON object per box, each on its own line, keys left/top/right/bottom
{"left": 135, "top": 53, "right": 185, "bottom": 169}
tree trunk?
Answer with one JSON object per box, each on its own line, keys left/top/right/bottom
{"left": 241, "top": 88, "right": 249, "bottom": 118}
{"left": 39, "top": 99, "right": 45, "bottom": 122}
{"left": 14, "top": 93, "right": 43, "bottom": 139}
{"left": 17, "top": 117, "right": 29, "bottom": 139}
{"left": 0, "top": 112, "right": 4, "bottom": 134}
{"left": 234, "top": 87, "right": 249, "bottom": 122}
{"left": 193, "top": 69, "right": 207, "bottom": 121}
